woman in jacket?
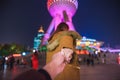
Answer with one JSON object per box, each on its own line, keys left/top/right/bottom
{"left": 46, "top": 22, "right": 82, "bottom": 80}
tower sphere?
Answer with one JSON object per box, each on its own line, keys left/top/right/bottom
{"left": 47, "top": 0, "right": 78, "bottom": 17}
{"left": 42, "top": 0, "right": 78, "bottom": 45}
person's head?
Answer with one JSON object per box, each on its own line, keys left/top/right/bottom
{"left": 55, "top": 22, "right": 69, "bottom": 32}
{"left": 48, "top": 22, "right": 69, "bottom": 41}
{"left": 32, "top": 51, "right": 38, "bottom": 57}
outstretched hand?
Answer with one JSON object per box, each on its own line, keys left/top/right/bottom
{"left": 43, "top": 51, "right": 66, "bottom": 80}
{"left": 43, "top": 48, "right": 73, "bottom": 80}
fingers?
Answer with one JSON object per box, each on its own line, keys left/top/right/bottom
{"left": 52, "top": 48, "right": 73, "bottom": 67}
{"left": 61, "top": 48, "right": 73, "bottom": 63}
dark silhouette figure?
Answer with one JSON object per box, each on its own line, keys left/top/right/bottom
{"left": 9, "top": 55, "right": 15, "bottom": 70}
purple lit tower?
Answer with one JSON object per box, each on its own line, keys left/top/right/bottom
{"left": 43, "top": 0, "right": 78, "bottom": 45}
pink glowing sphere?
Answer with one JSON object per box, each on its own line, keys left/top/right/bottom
{"left": 47, "top": 0, "right": 78, "bottom": 17}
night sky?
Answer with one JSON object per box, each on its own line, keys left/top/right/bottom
{"left": 0, "top": 0, "right": 120, "bottom": 48}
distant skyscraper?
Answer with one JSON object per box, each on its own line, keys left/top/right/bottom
{"left": 43, "top": 0, "right": 78, "bottom": 44}
{"left": 33, "top": 26, "right": 44, "bottom": 50}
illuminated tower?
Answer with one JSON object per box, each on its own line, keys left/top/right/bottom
{"left": 43, "top": 0, "right": 78, "bottom": 44}
{"left": 34, "top": 26, "right": 44, "bottom": 50}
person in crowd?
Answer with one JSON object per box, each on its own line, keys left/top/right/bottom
{"left": 0, "top": 58, "right": 2, "bottom": 71}
{"left": 46, "top": 22, "right": 82, "bottom": 80}
{"left": 90, "top": 54, "right": 94, "bottom": 66}
{"left": 117, "top": 54, "right": 120, "bottom": 64}
{"left": 16, "top": 59, "right": 20, "bottom": 65}
{"left": 103, "top": 53, "right": 106, "bottom": 64}
{"left": 1, "top": 56, "right": 6, "bottom": 70}
{"left": 9, "top": 55, "right": 15, "bottom": 70}
{"left": 86, "top": 56, "right": 90, "bottom": 66}
{"left": 31, "top": 51, "right": 39, "bottom": 70}
{"left": 13, "top": 51, "right": 67, "bottom": 80}
{"left": 21, "top": 57, "right": 28, "bottom": 68}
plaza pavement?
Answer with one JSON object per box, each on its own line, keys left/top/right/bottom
{"left": 80, "top": 64, "right": 120, "bottom": 80}
{"left": 0, "top": 52, "right": 120, "bottom": 80}
{"left": 0, "top": 63, "right": 120, "bottom": 80}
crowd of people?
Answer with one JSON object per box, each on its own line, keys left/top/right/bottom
{"left": 0, "top": 51, "right": 40, "bottom": 71}
{"left": 0, "top": 55, "right": 15, "bottom": 71}
{"left": 0, "top": 56, "right": 5, "bottom": 71}
{"left": 78, "top": 52, "right": 109, "bottom": 66}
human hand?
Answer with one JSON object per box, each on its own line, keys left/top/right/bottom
{"left": 43, "top": 48, "right": 73, "bottom": 80}
{"left": 61, "top": 48, "right": 73, "bottom": 63}
{"left": 43, "top": 52, "right": 66, "bottom": 80}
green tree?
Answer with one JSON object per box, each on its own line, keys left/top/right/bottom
{"left": 0, "top": 44, "right": 11, "bottom": 56}
{"left": 0, "top": 43, "right": 29, "bottom": 56}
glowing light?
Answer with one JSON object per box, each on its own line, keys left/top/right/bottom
{"left": 95, "top": 51, "right": 98, "bottom": 54}
{"left": 13, "top": 54, "right": 21, "bottom": 57}
{"left": 76, "top": 39, "right": 81, "bottom": 46}
{"left": 22, "top": 52, "right": 26, "bottom": 56}
{"left": 93, "top": 42, "right": 97, "bottom": 46}
{"left": 119, "top": 53, "right": 120, "bottom": 56}
{"left": 75, "top": 36, "right": 104, "bottom": 54}
{"left": 47, "top": 0, "right": 78, "bottom": 10}
{"left": 5, "top": 57, "right": 8, "bottom": 60}
{"left": 33, "top": 50, "right": 36, "bottom": 53}
{"left": 86, "top": 41, "right": 90, "bottom": 46}
{"left": 82, "top": 36, "right": 96, "bottom": 42}
{"left": 108, "top": 49, "right": 120, "bottom": 53}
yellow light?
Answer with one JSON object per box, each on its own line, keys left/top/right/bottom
{"left": 93, "top": 42, "right": 97, "bottom": 46}
{"left": 86, "top": 41, "right": 90, "bottom": 46}
{"left": 76, "top": 40, "right": 81, "bottom": 46}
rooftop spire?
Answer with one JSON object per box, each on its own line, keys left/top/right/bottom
{"left": 38, "top": 26, "right": 44, "bottom": 33}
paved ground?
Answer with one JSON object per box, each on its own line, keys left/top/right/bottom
{"left": 0, "top": 65, "right": 32, "bottom": 80}
{"left": 80, "top": 64, "right": 120, "bottom": 80}
{"left": 0, "top": 52, "right": 120, "bottom": 80}
{"left": 0, "top": 63, "right": 120, "bottom": 80}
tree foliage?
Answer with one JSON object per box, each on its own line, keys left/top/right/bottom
{"left": 0, "top": 43, "right": 28, "bottom": 56}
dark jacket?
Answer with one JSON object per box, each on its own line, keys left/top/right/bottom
{"left": 14, "top": 69, "right": 52, "bottom": 80}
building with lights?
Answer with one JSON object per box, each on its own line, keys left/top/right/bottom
{"left": 33, "top": 26, "right": 44, "bottom": 50}
{"left": 43, "top": 0, "right": 78, "bottom": 44}
{"left": 76, "top": 36, "right": 104, "bottom": 54}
